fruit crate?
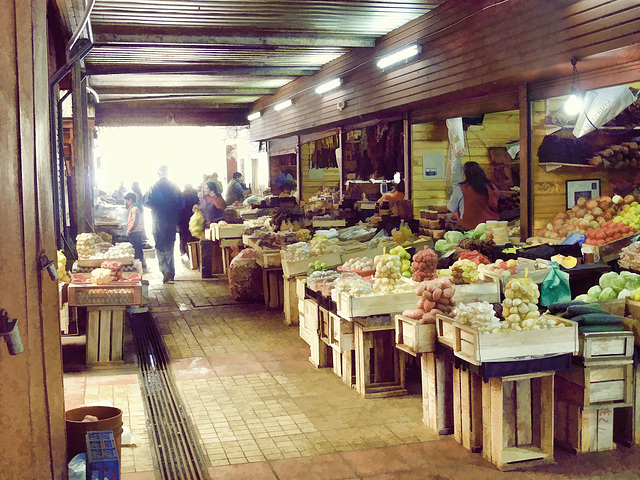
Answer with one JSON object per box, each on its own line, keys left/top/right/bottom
{"left": 451, "top": 277, "right": 501, "bottom": 304}
{"left": 583, "top": 233, "right": 635, "bottom": 264}
{"left": 68, "top": 281, "right": 142, "bottom": 307}
{"left": 77, "top": 257, "right": 133, "bottom": 268}
{"left": 281, "top": 252, "right": 342, "bottom": 277}
{"left": 578, "top": 330, "right": 634, "bottom": 362}
{"left": 557, "top": 359, "right": 633, "bottom": 408}
{"left": 213, "top": 223, "right": 246, "bottom": 240}
{"left": 256, "top": 248, "right": 281, "bottom": 268}
{"left": 435, "top": 314, "right": 578, "bottom": 366}
{"left": 85, "top": 430, "right": 119, "bottom": 480}
{"left": 394, "top": 314, "right": 436, "bottom": 356}
{"left": 336, "top": 290, "right": 418, "bottom": 319}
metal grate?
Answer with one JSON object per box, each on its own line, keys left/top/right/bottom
{"left": 131, "top": 312, "right": 210, "bottom": 480}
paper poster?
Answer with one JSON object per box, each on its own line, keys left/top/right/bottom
{"left": 423, "top": 153, "right": 445, "bottom": 179}
{"left": 309, "top": 168, "right": 324, "bottom": 180}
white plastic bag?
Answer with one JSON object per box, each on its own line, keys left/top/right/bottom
{"left": 573, "top": 86, "right": 636, "bottom": 138}
{"left": 446, "top": 118, "right": 465, "bottom": 187}
{"left": 68, "top": 453, "right": 87, "bottom": 480}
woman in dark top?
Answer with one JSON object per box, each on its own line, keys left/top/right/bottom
{"left": 447, "top": 161, "right": 499, "bottom": 230}
{"left": 200, "top": 181, "right": 226, "bottom": 227}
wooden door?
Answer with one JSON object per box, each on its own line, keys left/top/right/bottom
{"left": 0, "top": 1, "right": 67, "bottom": 478}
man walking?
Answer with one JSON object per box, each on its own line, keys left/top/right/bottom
{"left": 144, "top": 165, "right": 184, "bottom": 283}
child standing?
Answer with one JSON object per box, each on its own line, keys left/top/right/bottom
{"left": 125, "top": 192, "right": 145, "bottom": 268}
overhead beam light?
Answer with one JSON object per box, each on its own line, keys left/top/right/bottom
{"left": 247, "top": 111, "right": 261, "bottom": 121}
{"left": 377, "top": 44, "right": 421, "bottom": 70}
{"left": 274, "top": 99, "right": 292, "bottom": 111}
{"left": 315, "top": 78, "right": 342, "bottom": 95}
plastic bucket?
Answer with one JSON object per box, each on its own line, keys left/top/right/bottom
{"left": 65, "top": 406, "right": 123, "bottom": 461}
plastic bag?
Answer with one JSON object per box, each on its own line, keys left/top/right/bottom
{"left": 573, "top": 86, "right": 636, "bottom": 138}
{"left": 68, "top": 453, "right": 87, "bottom": 480}
{"left": 228, "top": 248, "right": 263, "bottom": 301}
{"left": 540, "top": 263, "right": 571, "bottom": 307}
{"left": 446, "top": 118, "right": 465, "bottom": 187}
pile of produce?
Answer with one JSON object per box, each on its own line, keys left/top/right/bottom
{"left": 389, "top": 245, "right": 412, "bottom": 278}
{"left": 57, "top": 250, "right": 70, "bottom": 283}
{"left": 402, "top": 277, "right": 456, "bottom": 324}
{"left": 296, "top": 229, "right": 312, "bottom": 242}
{"left": 574, "top": 271, "right": 640, "bottom": 302}
{"left": 88, "top": 242, "right": 135, "bottom": 260}
{"left": 587, "top": 142, "right": 640, "bottom": 169}
{"left": 100, "top": 260, "right": 123, "bottom": 281}
{"left": 584, "top": 221, "right": 636, "bottom": 245}
{"left": 502, "top": 277, "right": 543, "bottom": 330}
{"left": 308, "top": 260, "right": 329, "bottom": 273}
{"left": 340, "top": 256, "right": 374, "bottom": 272}
{"left": 333, "top": 274, "right": 374, "bottom": 297}
{"left": 451, "top": 259, "right": 480, "bottom": 284}
{"left": 434, "top": 223, "right": 487, "bottom": 254}
{"left": 76, "top": 233, "right": 102, "bottom": 259}
{"left": 457, "top": 237, "right": 496, "bottom": 259}
{"left": 459, "top": 250, "right": 491, "bottom": 265}
{"left": 619, "top": 242, "right": 640, "bottom": 271}
{"left": 478, "top": 259, "right": 519, "bottom": 280}
{"left": 372, "top": 251, "right": 402, "bottom": 294}
{"left": 189, "top": 205, "right": 205, "bottom": 239}
{"left": 538, "top": 195, "right": 622, "bottom": 240}
{"left": 630, "top": 287, "right": 640, "bottom": 302}
{"left": 549, "top": 301, "right": 625, "bottom": 333}
{"left": 411, "top": 246, "right": 438, "bottom": 282}
{"left": 391, "top": 220, "right": 413, "bottom": 244}
{"left": 310, "top": 235, "right": 336, "bottom": 256}
{"left": 90, "top": 268, "right": 113, "bottom": 285}
{"left": 453, "top": 301, "right": 502, "bottom": 333}
{"left": 497, "top": 189, "right": 520, "bottom": 214}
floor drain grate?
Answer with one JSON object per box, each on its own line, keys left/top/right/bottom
{"left": 130, "top": 312, "right": 210, "bottom": 480}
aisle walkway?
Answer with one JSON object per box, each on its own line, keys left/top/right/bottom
{"left": 63, "top": 254, "right": 640, "bottom": 479}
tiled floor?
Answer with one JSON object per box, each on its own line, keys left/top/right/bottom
{"left": 62, "top": 252, "right": 640, "bottom": 479}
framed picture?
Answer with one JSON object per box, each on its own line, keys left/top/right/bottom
{"left": 566, "top": 179, "right": 601, "bottom": 209}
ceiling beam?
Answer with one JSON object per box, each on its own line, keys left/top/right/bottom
{"left": 92, "top": 86, "right": 278, "bottom": 96}
{"left": 84, "top": 65, "right": 320, "bottom": 76}
{"left": 93, "top": 32, "right": 375, "bottom": 48}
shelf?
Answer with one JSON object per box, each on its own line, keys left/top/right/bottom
{"left": 539, "top": 162, "right": 596, "bottom": 172}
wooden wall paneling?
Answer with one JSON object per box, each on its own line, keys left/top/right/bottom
{"left": 250, "top": 0, "right": 640, "bottom": 142}
{"left": 411, "top": 122, "right": 449, "bottom": 218}
{"left": 299, "top": 141, "right": 340, "bottom": 202}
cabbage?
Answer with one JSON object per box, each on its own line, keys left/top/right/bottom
{"left": 444, "top": 230, "right": 464, "bottom": 244}
{"left": 467, "top": 223, "right": 487, "bottom": 240}
{"left": 435, "top": 239, "right": 453, "bottom": 253}
{"left": 599, "top": 287, "right": 617, "bottom": 301}
{"left": 574, "top": 294, "right": 590, "bottom": 302}
{"left": 618, "top": 289, "right": 631, "bottom": 299}
{"left": 588, "top": 285, "right": 602, "bottom": 298}
{"left": 621, "top": 271, "right": 640, "bottom": 291}
{"left": 599, "top": 272, "right": 626, "bottom": 293}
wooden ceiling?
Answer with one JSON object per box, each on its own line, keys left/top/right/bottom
{"left": 52, "top": 0, "right": 444, "bottom": 123}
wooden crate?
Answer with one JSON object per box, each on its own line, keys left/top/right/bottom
{"left": 556, "top": 359, "right": 633, "bottom": 408}
{"left": 451, "top": 278, "right": 501, "bottom": 304}
{"left": 77, "top": 257, "right": 133, "bottom": 268}
{"left": 213, "top": 223, "right": 246, "bottom": 239}
{"left": 394, "top": 315, "right": 436, "bottom": 356}
{"left": 435, "top": 315, "right": 578, "bottom": 366}
{"left": 200, "top": 240, "right": 224, "bottom": 277}
{"left": 329, "top": 312, "right": 353, "bottom": 352}
{"left": 421, "top": 352, "right": 454, "bottom": 435}
{"left": 578, "top": 330, "right": 634, "bottom": 362}
{"left": 336, "top": 290, "right": 418, "bottom": 319}
{"left": 299, "top": 298, "right": 318, "bottom": 346}
{"left": 598, "top": 298, "right": 627, "bottom": 317}
{"left": 453, "top": 366, "right": 483, "bottom": 452}
{"left": 220, "top": 237, "right": 244, "bottom": 248}
{"left": 296, "top": 277, "right": 307, "bottom": 299}
{"left": 187, "top": 241, "right": 200, "bottom": 270}
{"left": 341, "top": 349, "right": 356, "bottom": 388}
{"left": 482, "top": 372, "right": 555, "bottom": 471}
{"left": 86, "top": 307, "right": 125, "bottom": 364}
{"left": 312, "top": 218, "right": 346, "bottom": 228}
{"left": 256, "top": 248, "right": 282, "bottom": 268}
{"left": 68, "top": 280, "right": 142, "bottom": 307}
{"left": 261, "top": 267, "right": 284, "bottom": 309}
{"left": 309, "top": 321, "right": 332, "bottom": 369}
{"left": 283, "top": 276, "right": 299, "bottom": 326}
{"left": 587, "top": 234, "right": 635, "bottom": 263}
{"left": 613, "top": 362, "right": 640, "bottom": 446}
{"left": 204, "top": 227, "right": 215, "bottom": 240}
{"left": 353, "top": 317, "right": 407, "bottom": 399}
{"left": 555, "top": 399, "right": 616, "bottom": 453}
{"left": 340, "top": 246, "right": 386, "bottom": 263}
{"left": 282, "top": 252, "right": 342, "bottom": 277}
{"left": 318, "top": 307, "right": 331, "bottom": 345}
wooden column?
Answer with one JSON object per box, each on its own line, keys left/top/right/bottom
{"left": 519, "top": 82, "right": 532, "bottom": 240}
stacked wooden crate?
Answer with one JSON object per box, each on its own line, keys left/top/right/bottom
{"left": 555, "top": 330, "right": 634, "bottom": 453}
{"left": 418, "top": 207, "right": 449, "bottom": 240}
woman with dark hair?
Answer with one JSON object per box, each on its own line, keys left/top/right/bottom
{"left": 200, "top": 181, "right": 226, "bottom": 227}
{"left": 447, "top": 161, "right": 499, "bottom": 230}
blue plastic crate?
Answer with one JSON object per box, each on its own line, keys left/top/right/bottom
{"left": 85, "top": 431, "right": 119, "bottom": 480}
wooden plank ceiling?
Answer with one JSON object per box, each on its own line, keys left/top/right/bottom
{"left": 53, "top": 0, "right": 443, "bottom": 120}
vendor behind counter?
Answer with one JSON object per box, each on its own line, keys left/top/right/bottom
{"left": 447, "top": 161, "right": 499, "bottom": 231}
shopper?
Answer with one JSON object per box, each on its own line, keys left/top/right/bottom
{"left": 225, "top": 171, "right": 251, "bottom": 205}
{"left": 124, "top": 192, "right": 145, "bottom": 267}
{"left": 200, "top": 181, "right": 226, "bottom": 227}
{"left": 209, "top": 172, "right": 224, "bottom": 198}
{"left": 447, "top": 161, "right": 499, "bottom": 231}
{"left": 143, "top": 165, "right": 184, "bottom": 284}
{"left": 130, "top": 181, "right": 147, "bottom": 242}
{"left": 179, "top": 184, "right": 200, "bottom": 256}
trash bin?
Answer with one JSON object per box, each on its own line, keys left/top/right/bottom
{"left": 65, "top": 406, "right": 123, "bottom": 461}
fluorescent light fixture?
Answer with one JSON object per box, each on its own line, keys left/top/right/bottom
{"left": 377, "top": 44, "right": 420, "bottom": 69}
{"left": 274, "top": 99, "right": 292, "bottom": 111}
{"left": 315, "top": 78, "right": 342, "bottom": 95}
{"left": 247, "top": 111, "right": 261, "bottom": 121}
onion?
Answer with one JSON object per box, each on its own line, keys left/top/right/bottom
{"left": 586, "top": 199, "right": 598, "bottom": 210}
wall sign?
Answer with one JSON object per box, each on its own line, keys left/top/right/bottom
{"left": 566, "top": 179, "right": 601, "bottom": 209}
{"left": 422, "top": 153, "right": 445, "bottom": 179}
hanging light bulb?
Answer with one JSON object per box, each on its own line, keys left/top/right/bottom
{"left": 563, "top": 56, "right": 582, "bottom": 116}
